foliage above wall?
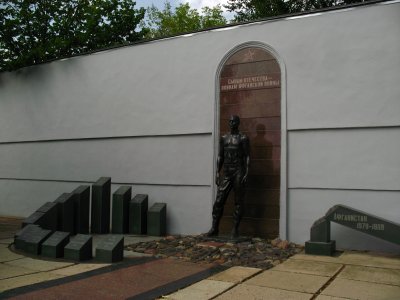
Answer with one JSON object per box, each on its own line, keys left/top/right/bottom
{"left": 0, "top": 0, "right": 148, "bottom": 72}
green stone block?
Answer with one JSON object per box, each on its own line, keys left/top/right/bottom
{"left": 147, "top": 203, "right": 167, "bottom": 236}
{"left": 112, "top": 186, "right": 131, "bottom": 234}
{"left": 37, "top": 202, "right": 59, "bottom": 231}
{"left": 91, "top": 177, "right": 111, "bottom": 234}
{"left": 96, "top": 235, "right": 124, "bottom": 263}
{"left": 41, "top": 231, "right": 70, "bottom": 258}
{"left": 305, "top": 240, "right": 336, "bottom": 256}
{"left": 22, "top": 211, "right": 46, "bottom": 228}
{"left": 129, "top": 194, "right": 148, "bottom": 235}
{"left": 64, "top": 234, "right": 92, "bottom": 261}
{"left": 24, "top": 229, "right": 52, "bottom": 255}
{"left": 14, "top": 224, "right": 41, "bottom": 250}
{"left": 72, "top": 185, "right": 90, "bottom": 234}
{"left": 55, "top": 193, "right": 76, "bottom": 234}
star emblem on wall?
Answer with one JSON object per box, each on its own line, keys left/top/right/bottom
{"left": 243, "top": 49, "right": 255, "bottom": 62}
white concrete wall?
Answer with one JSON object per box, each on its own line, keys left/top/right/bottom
{"left": 0, "top": 1, "right": 399, "bottom": 250}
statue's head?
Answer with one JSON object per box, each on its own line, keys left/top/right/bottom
{"left": 229, "top": 115, "right": 240, "bottom": 130}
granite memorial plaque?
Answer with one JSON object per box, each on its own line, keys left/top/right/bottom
{"left": 37, "top": 201, "right": 59, "bottom": 230}
{"left": 64, "top": 234, "right": 92, "bottom": 261}
{"left": 72, "top": 185, "right": 90, "bottom": 234}
{"left": 129, "top": 194, "right": 148, "bottom": 234}
{"left": 24, "top": 228, "right": 52, "bottom": 255}
{"left": 95, "top": 235, "right": 124, "bottom": 263}
{"left": 147, "top": 203, "right": 166, "bottom": 236}
{"left": 14, "top": 224, "right": 42, "bottom": 250}
{"left": 306, "top": 204, "right": 400, "bottom": 255}
{"left": 55, "top": 193, "right": 76, "bottom": 234}
{"left": 91, "top": 177, "right": 111, "bottom": 234}
{"left": 41, "top": 231, "right": 70, "bottom": 258}
{"left": 112, "top": 186, "right": 131, "bottom": 234}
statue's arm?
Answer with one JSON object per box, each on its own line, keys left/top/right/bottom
{"left": 242, "top": 135, "right": 250, "bottom": 184}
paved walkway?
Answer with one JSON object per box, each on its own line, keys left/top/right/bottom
{"left": 1, "top": 217, "right": 399, "bottom": 299}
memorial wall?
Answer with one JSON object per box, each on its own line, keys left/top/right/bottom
{"left": 0, "top": 1, "right": 399, "bottom": 252}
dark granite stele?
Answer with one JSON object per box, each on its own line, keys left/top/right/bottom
{"left": 129, "top": 194, "right": 148, "bottom": 235}
{"left": 55, "top": 193, "right": 76, "bottom": 234}
{"left": 72, "top": 185, "right": 91, "bottom": 234}
{"left": 41, "top": 231, "right": 71, "bottom": 258}
{"left": 24, "top": 228, "right": 53, "bottom": 255}
{"left": 112, "top": 186, "right": 131, "bottom": 234}
{"left": 22, "top": 201, "right": 58, "bottom": 231}
{"left": 96, "top": 235, "right": 124, "bottom": 263}
{"left": 14, "top": 224, "right": 43, "bottom": 251}
{"left": 147, "top": 203, "right": 167, "bottom": 237}
{"left": 305, "top": 204, "right": 400, "bottom": 256}
{"left": 91, "top": 177, "right": 111, "bottom": 234}
{"left": 64, "top": 234, "right": 93, "bottom": 261}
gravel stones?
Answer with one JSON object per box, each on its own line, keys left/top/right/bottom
{"left": 125, "top": 235, "right": 303, "bottom": 270}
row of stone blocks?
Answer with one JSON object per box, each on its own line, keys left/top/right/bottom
{"left": 15, "top": 224, "right": 124, "bottom": 262}
{"left": 22, "top": 177, "right": 167, "bottom": 236}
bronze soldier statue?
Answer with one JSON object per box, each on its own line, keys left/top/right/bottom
{"left": 207, "top": 115, "right": 250, "bottom": 238}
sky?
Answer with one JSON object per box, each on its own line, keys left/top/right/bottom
{"left": 134, "top": 0, "right": 235, "bottom": 20}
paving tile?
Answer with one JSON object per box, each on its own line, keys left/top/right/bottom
{"left": 0, "top": 245, "right": 24, "bottom": 262}
{"left": 315, "top": 296, "right": 352, "bottom": 300}
{"left": 0, "top": 272, "right": 65, "bottom": 292}
{"left": 322, "top": 278, "right": 400, "bottom": 300}
{"left": 244, "top": 270, "right": 330, "bottom": 294}
{"left": 339, "top": 265, "right": 400, "bottom": 286}
{"left": 0, "top": 263, "right": 36, "bottom": 279}
{"left": 215, "top": 284, "right": 313, "bottom": 300}
{"left": 5, "top": 257, "right": 74, "bottom": 272}
{"left": 291, "top": 253, "right": 344, "bottom": 264}
{"left": 49, "top": 262, "right": 110, "bottom": 276}
{"left": 168, "top": 279, "right": 235, "bottom": 300}
{"left": 208, "top": 266, "right": 262, "bottom": 283}
{"left": 339, "top": 252, "right": 400, "bottom": 270}
{"left": 273, "top": 258, "right": 342, "bottom": 276}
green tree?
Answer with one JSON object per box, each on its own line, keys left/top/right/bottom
{"left": 144, "top": 2, "right": 227, "bottom": 39}
{"left": 0, "top": 0, "right": 148, "bottom": 72}
{"left": 225, "top": 0, "right": 370, "bottom": 22}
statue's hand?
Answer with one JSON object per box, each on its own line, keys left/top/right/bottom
{"left": 215, "top": 173, "right": 220, "bottom": 186}
{"left": 241, "top": 173, "right": 248, "bottom": 184}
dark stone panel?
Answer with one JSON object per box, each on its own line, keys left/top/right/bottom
{"left": 24, "top": 228, "right": 52, "bottom": 255}
{"left": 244, "top": 189, "right": 280, "bottom": 206}
{"left": 251, "top": 146, "right": 281, "bottom": 160}
{"left": 221, "top": 60, "right": 280, "bottom": 78}
{"left": 95, "top": 235, "right": 124, "bottom": 263}
{"left": 221, "top": 88, "right": 281, "bottom": 106}
{"left": 112, "top": 186, "right": 131, "bottom": 234}
{"left": 64, "top": 234, "right": 93, "bottom": 261}
{"left": 129, "top": 194, "right": 148, "bottom": 235}
{"left": 36, "top": 202, "right": 59, "bottom": 231}
{"left": 219, "top": 217, "right": 279, "bottom": 238}
{"left": 225, "top": 48, "right": 276, "bottom": 65}
{"left": 147, "top": 203, "right": 167, "bottom": 237}
{"left": 224, "top": 203, "right": 280, "bottom": 219}
{"left": 72, "top": 185, "right": 90, "bottom": 234}
{"left": 91, "top": 177, "right": 111, "bottom": 234}
{"left": 14, "top": 224, "right": 42, "bottom": 250}
{"left": 41, "top": 231, "right": 70, "bottom": 258}
{"left": 220, "top": 101, "right": 281, "bottom": 119}
{"left": 248, "top": 159, "right": 280, "bottom": 175}
{"left": 220, "top": 116, "right": 281, "bottom": 131}
{"left": 246, "top": 175, "right": 280, "bottom": 189}
{"left": 55, "top": 193, "right": 76, "bottom": 234}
